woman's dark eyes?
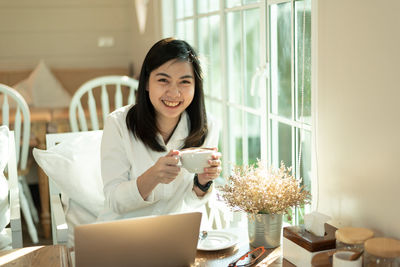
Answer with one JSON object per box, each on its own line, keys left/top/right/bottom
{"left": 157, "top": 78, "right": 191, "bottom": 84}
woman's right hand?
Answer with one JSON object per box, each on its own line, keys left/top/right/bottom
{"left": 150, "top": 150, "right": 181, "bottom": 184}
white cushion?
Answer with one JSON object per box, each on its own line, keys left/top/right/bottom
{"left": 33, "top": 130, "right": 104, "bottom": 216}
{"left": 13, "top": 60, "right": 71, "bottom": 108}
{"left": 0, "top": 126, "right": 10, "bottom": 249}
{"left": 65, "top": 199, "right": 97, "bottom": 247}
{"left": 33, "top": 130, "right": 104, "bottom": 247}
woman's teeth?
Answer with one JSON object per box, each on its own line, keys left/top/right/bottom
{"left": 163, "top": 100, "right": 180, "bottom": 107}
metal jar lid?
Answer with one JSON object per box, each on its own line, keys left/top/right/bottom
{"left": 364, "top": 237, "right": 400, "bottom": 258}
{"left": 335, "top": 227, "right": 374, "bottom": 244}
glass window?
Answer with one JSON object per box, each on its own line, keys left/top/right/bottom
{"left": 198, "top": 15, "right": 221, "bottom": 99}
{"left": 226, "top": 11, "right": 242, "bottom": 105}
{"left": 295, "top": 0, "right": 312, "bottom": 124}
{"left": 175, "top": 0, "right": 193, "bottom": 18}
{"left": 271, "top": 120, "right": 292, "bottom": 168}
{"left": 244, "top": 8, "right": 260, "bottom": 109}
{"left": 176, "top": 19, "right": 194, "bottom": 46}
{"left": 166, "top": 0, "right": 312, "bottom": 225}
{"left": 270, "top": 2, "right": 292, "bottom": 119}
{"left": 198, "top": 0, "right": 219, "bottom": 14}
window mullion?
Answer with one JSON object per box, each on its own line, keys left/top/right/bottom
{"left": 220, "top": 0, "right": 230, "bottom": 179}
{"left": 260, "top": 1, "right": 268, "bottom": 163}
{"left": 290, "top": 0, "right": 296, "bottom": 178}
{"left": 266, "top": 1, "right": 272, "bottom": 165}
{"left": 193, "top": 0, "right": 198, "bottom": 48}
{"left": 241, "top": 10, "right": 249, "bottom": 166}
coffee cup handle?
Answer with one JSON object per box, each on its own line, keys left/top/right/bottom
{"left": 176, "top": 155, "right": 183, "bottom": 167}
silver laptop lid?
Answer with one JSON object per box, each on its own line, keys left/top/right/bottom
{"left": 74, "top": 212, "right": 202, "bottom": 267}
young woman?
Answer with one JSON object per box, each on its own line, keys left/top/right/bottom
{"left": 98, "top": 38, "right": 221, "bottom": 221}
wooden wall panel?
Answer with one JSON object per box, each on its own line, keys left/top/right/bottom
{"left": 0, "top": 0, "right": 134, "bottom": 70}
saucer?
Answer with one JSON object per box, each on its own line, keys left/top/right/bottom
{"left": 197, "top": 230, "right": 239, "bottom": 251}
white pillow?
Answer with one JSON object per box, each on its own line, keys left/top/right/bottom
{"left": 33, "top": 130, "right": 104, "bottom": 216}
{"left": 13, "top": 60, "right": 71, "bottom": 108}
{"left": 0, "top": 126, "right": 10, "bottom": 249}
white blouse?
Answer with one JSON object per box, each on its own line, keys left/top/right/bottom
{"left": 97, "top": 105, "right": 219, "bottom": 221}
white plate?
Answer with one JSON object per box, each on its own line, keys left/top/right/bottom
{"left": 197, "top": 230, "right": 239, "bottom": 251}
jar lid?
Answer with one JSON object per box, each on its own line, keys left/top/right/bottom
{"left": 365, "top": 237, "right": 400, "bottom": 258}
{"left": 335, "top": 227, "right": 374, "bottom": 244}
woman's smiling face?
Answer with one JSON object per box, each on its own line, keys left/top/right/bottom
{"left": 148, "top": 59, "right": 195, "bottom": 124}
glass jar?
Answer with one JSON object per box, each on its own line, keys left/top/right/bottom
{"left": 364, "top": 237, "right": 400, "bottom": 267}
{"left": 335, "top": 227, "right": 374, "bottom": 252}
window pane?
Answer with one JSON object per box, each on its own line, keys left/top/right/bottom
{"left": 175, "top": 0, "right": 193, "bottom": 18}
{"left": 244, "top": 8, "right": 260, "bottom": 109}
{"left": 247, "top": 112, "right": 261, "bottom": 165}
{"left": 227, "top": 11, "right": 242, "bottom": 104}
{"left": 297, "top": 129, "right": 311, "bottom": 192}
{"left": 270, "top": 2, "right": 292, "bottom": 119}
{"left": 229, "top": 107, "right": 243, "bottom": 167}
{"left": 270, "top": 120, "right": 292, "bottom": 168}
{"left": 244, "top": 0, "right": 260, "bottom": 4}
{"left": 198, "top": 15, "right": 221, "bottom": 99}
{"left": 295, "top": 0, "right": 311, "bottom": 124}
{"left": 176, "top": 19, "right": 194, "bottom": 47}
{"left": 198, "top": 0, "right": 219, "bottom": 14}
{"left": 295, "top": 128, "right": 311, "bottom": 225}
{"left": 205, "top": 98, "right": 224, "bottom": 174}
{"left": 225, "top": 0, "right": 241, "bottom": 8}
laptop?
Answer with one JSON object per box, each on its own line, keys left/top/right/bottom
{"left": 74, "top": 212, "right": 202, "bottom": 267}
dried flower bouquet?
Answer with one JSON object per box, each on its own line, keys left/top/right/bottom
{"left": 219, "top": 160, "right": 310, "bottom": 215}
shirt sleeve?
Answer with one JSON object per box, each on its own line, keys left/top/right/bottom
{"left": 101, "top": 113, "right": 156, "bottom": 215}
{"left": 183, "top": 113, "right": 220, "bottom": 207}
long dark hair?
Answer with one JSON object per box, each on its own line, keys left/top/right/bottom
{"left": 126, "top": 38, "right": 208, "bottom": 152}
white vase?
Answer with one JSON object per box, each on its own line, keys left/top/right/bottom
{"left": 247, "top": 213, "right": 283, "bottom": 248}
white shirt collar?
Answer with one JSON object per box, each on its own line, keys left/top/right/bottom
{"left": 155, "top": 111, "right": 190, "bottom": 151}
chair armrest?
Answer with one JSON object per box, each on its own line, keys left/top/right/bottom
{"left": 8, "top": 135, "right": 23, "bottom": 248}
{"left": 9, "top": 186, "right": 22, "bottom": 248}
{"left": 50, "top": 194, "right": 68, "bottom": 245}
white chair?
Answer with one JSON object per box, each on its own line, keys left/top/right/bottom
{"left": 44, "top": 131, "right": 102, "bottom": 246}
{"left": 69, "top": 76, "right": 138, "bottom": 132}
{"left": 1, "top": 130, "right": 23, "bottom": 249}
{"left": 0, "top": 84, "right": 39, "bottom": 244}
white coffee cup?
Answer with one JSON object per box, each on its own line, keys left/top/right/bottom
{"left": 179, "top": 148, "right": 214, "bottom": 173}
{"left": 333, "top": 251, "right": 362, "bottom": 267}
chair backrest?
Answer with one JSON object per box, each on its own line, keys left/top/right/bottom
{"left": 69, "top": 75, "right": 138, "bottom": 132}
{"left": 5, "top": 131, "right": 23, "bottom": 248}
{"left": 0, "top": 84, "right": 30, "bottom": 172}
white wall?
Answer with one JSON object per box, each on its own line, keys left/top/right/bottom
{"left": 0, "top": 0, "right": 162, "bottom": 73}
{"left": 129, "top": 0, "right": 162, "bottom": 78}
{"left": 315, "top": 0, "right": 400, "bottom": 239}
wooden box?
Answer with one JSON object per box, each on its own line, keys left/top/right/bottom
{"left": 283, "top": 223, "right": 337, "bottom": 267}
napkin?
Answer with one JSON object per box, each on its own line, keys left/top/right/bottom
{"left": 304, "top": 211, "right": 331, "bottom": 237}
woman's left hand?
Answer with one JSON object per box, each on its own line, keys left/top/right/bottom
{"left": 197, "top": 148, "right": 221, "bottom": 185}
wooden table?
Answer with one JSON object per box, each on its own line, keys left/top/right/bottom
{"left": 0, "top": 245, "right": 70, "bottom": 267}
{"left": 194, "top": 227, "right": 295, "bottom": 267}
{"left": 0, "top": 241, "right": 295, "bottom": 267}
{"left": 195, "top": 245, "right": 293, "bottom": 266}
